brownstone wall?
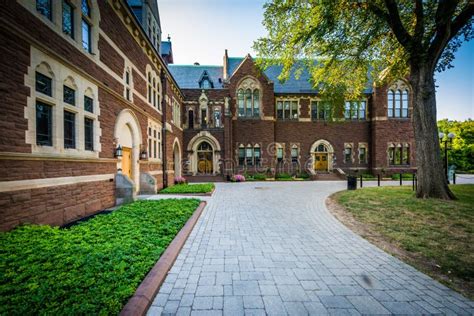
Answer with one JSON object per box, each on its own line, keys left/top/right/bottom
{"left": 0, "top": 180, "right": 115, "bottom": 231}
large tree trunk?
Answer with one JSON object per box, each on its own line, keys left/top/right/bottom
{"left": 410, "top": 66, "right": 455, "bottom": 199}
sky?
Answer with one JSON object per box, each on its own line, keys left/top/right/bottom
{"left": 159, "top": 0, "right": 473, "bottom": 121}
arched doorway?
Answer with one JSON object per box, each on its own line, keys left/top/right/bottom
{"left": 309, "top": 139, "right": 335, "bottom": 173}
{"left": 186, "top": 131, "right": 222, "bottom": 175}
{"left": 197, "top": 141, "right": 213, "bottom": 174}
{"left": 114, "top": 109, "right": 142, "bottom": 191}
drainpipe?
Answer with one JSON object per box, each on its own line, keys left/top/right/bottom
{"left": 161, "top": 69, "right": 168, "bottom": 188}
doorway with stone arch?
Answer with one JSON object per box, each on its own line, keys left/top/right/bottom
{"left": 310, "top": 139, "right": 335, "bottom": 173}
{"left": 186, "top": 131, "right": 221, "bottom": 175}
{"left": 114, "top": 109, "right": 142, "bottom": 191}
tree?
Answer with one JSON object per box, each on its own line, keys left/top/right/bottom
{"left": 254, "top": 0, "right": 473, "bottom": 199}
{"left": 438, "top": 119, "right": 474, "bottom": 172}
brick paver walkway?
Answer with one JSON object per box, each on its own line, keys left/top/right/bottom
{"left": 147, "top": 182, "right": 473, "bottom": 315}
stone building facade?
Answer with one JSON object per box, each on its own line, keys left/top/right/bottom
{"left": 0, "top": 0, "right": 415, "bottom": 231}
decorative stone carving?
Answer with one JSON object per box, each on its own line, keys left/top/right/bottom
{"left": 389, "top": 79, "right": 410, "bottom": 91}
{"left": 238, "top": 77, "right": 259, "bottom": 91}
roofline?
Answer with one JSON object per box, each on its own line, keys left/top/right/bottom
{"left": 121, "top": 0, "right": 184, "bottom": 99}
{"left": 169, "top": 64, "right": 223, "bottom": 68}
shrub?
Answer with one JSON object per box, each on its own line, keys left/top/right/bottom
{"left": 296, "top": 172, "right": 310, "bottom": 179}
{"left": 231, "top": 174, "right": 246, "bottom": 182}
{"left": 160, "top": 183, "right": 214, "bottom": 194}
{"left": 276, "top": 172, "right": 292, "bottom": 179}
{"left": 253, "top": 173, "right": 267, "bottom": 181}
{"left": 174, "top": 176, "right": 187, "bottom": 184}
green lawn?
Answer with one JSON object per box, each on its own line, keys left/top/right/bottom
{"left": 160, "top": 183, "right": 215, "bottom": 194}
{"left": 0, "top": 199, "right": 200, "bottom": 315}
{"left": 333, "top": 185, "right": 473, "bottom": 298}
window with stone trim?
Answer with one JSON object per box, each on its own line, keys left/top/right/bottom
{"left": 388, "top": 89, "right": 409, "bottom": 118}
{"left": 36, "top": 72, "right": 52, "bottom": 96}
{"left": 344, "top": 144, "right": 353, "bottom": 163}
{"left": 238, "top": 144, "right": 261, "bottom": 167}
{"left": 291, "top": 145, "right": 299, "bottom": 164}
{"left": 388, "top": 143, "right": 410, "bottom": 165}
{"left": 147, "top": 68, "right": 161, "bottom": 111}
{"left": 84, "top": 117, "right": 93, "bottom": 151}
{"left": 63, "top": 110, "right": 76, "bottom": 149}
{"left": 172, "top": 99, "right": 181, "bottom": 128}
{"left": 277, "top": 100, "right": 298, "bottom": 120}
{"left": 358, "top": 144, "right": 368, "bottom": 163}
{"left": 311, "top": 101, "right": 330, "bottom": 121}
{"left": 344, "top": 101, "right": 366, "bottom": 120}
{"left": 124, "top": 67, "right": 132, "bottom": 101}
{"left": 148, "top": 121, "right": 162, "bottom": 160}
{"left": 36, "top": 101, "right": 53, "bottom": 146}
{"left": 238, "top": 145, "right": 245, "bottom": 166}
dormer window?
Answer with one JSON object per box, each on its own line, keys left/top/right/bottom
{"left": 199, "top": 71, "right": 214, "bottom": 89}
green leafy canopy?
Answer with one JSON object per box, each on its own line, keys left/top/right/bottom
{"left": 254, "top": 0, "right": 473, "bottom": 106}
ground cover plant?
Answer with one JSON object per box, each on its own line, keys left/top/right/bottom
{"left": 160, "top": 183, "right": 214, "bottom": 194}
{"left": 332, "top": 185, "right": 474, "bottom": 298}
{"left": 0, "top": 199, "right": 200, "bottom": 315}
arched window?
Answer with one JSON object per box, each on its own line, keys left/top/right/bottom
{"left": 254, "top": 144, "right": 261, "bottom": 166}
{"left": 238, "top": 144, "right": 245, "bottom": 166}
{"left": 246, "top": 145, "right": 254, "bottom": 166}
{"left": 291, "top": 145, "right": 299, "bottom": 164}
{"left": 387, "top": 82, "right": 409, "bottom": 118}
{"left": 81, "top": 0, "right": 92, "bottom": 53}
{"left": 236, "top": 77, "right": 260, "bottom": 118}
{"left": 317, "top": 144, "right": 327, "bottom": 152}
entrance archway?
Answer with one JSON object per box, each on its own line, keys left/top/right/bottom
{"left": 197, "top": 141, "right": 213, "bottom": 174}
{"left": 186, "top": 131, "right": 221, "bottom": 175}
{"left": 309, "top": 139, "right": 335, "bottom": 174}
{"left": 114, "top": 109, "right": 142, "bottom": 191}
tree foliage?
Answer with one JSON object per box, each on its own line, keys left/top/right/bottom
{"left": 254, "top": 0, "right": 473, "bottom": 105}
{"left": 438, "top": 119, "right": 474, "bottom": 172}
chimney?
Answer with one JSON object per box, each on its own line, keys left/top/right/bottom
{"left": 223, "top": 49, "right": 228, "bottom": 80}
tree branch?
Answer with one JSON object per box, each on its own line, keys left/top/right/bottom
{"left": 427, "top": 1, "right": 472, "bottom": 71}
{"left": 383, "top": 0, "right": 414, "bottom": 49}
{"left": 413, "top": 0, "right": 424, "bottom": 45}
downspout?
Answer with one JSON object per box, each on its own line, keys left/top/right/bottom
{"left": 161, "top": 69, "right": 168, "bottom": 188}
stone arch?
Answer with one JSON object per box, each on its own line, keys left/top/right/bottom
{"left": 309, "top": 139, "right": 335, "bottom": 173}
{"left": 173, "top": 137, "right": 182, "bottom": 178}
{"left": 187, "top": 131, "right": 221, "bottom": 175}
{"left": 114, "top": 109, "right": 142, "bottom": 191}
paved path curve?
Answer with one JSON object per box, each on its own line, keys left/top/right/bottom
{"left": 147, "top": 182, "right": 473, "bottom": 315}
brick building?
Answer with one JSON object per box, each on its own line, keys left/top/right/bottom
{"left": 0, "top": 0, "right": 414, "bottom": 231}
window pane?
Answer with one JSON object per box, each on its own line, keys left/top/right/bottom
{"left": 36, "top": 101, "right": 52, "bottom": 146}
{"left": 395, "top": 147, "right": 402, "bottom": 164}
{"left": 84, "top": 95, "right": 93, "bottom": 112}
{"left": 81, "top": 0, "right": 90, "bottom": 17}
{"left": 37, "top": 0, "right": 52, "bottom": 20}
{"left": 344, "top": 148, "right": 352, "bottom": 163}
{"left": 238, "top": 90, "right": 245, "bottom": 117}
{"left": 394, "top": 90, "right": 401, "bottom": 117}
{"left": 344, "top": 101, "right": 351, "bottom": 119}
{"left": 63, "top": 86, "right": 75, "bottom": 105}
{"left": 245, "top": 89, "right": 252, "bottom": 116}
{"left": 351, "top": 102, "right": 358, "bottom": 119}
{"left": 277, "top": 148, "right": 283, "bottom": 159}
{"left": 36, "top": 72, "right": 52, "bottom": 96}
{"left": 62, "top": 1, "right": 74, "bottom": 38}
{"left": 284, "top": 101, "right": 290, "bottom": 119}
{"left": 311, "top": 101, "right": 318, "bottom": 120}
{"left": 84, "top": 118, "right": 94, "bottom": 151}
{"left": 246, "top": 148, "right": 253, "bottom": 166}
{"left": 254, "top": 148, "right": 261, "bottom": 166}
{"left": 359, "top": 101, "right": 366, "bottom": 119}
{"left": 64, "top": 111, "right": 76, "bottom": 149}
{"left": 253, "top": 90, "right": 260, "bottom": 117}
{"left": 82, "top": 19, "right": 91, "bottom": 53}
{"left": 214, "top": 109, "right": 221, "bottom": 128}
{"left": 387, "top": 90, "right": 394, "bottom": 117}
{"left": 291, "top": 101, "right": 298, "bottom": 119}
{"left": 402, "top": 90, "right": 409, "bottom": 117}
{"left": 402, "top": 145, "right": 410, "bottom": 164}
{"left": 359, "top": 147, "right": 366, "bottom": 162}
{"left": 238, "top": 148, "right": 245, "bottom": 166}
{"left": 276, "top": 101, "right": 283, "bottom": 119}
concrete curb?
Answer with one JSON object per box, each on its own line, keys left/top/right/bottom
{"left": 120, "top": 201, "right": 207, "bottom": 316}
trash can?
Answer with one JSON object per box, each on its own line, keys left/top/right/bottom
{"left": 347, "top": 176, "right": 357, "bottom": 190}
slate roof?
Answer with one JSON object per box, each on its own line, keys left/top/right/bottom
{"left": 168, "top": 65, "right": 224, "bottom": 89}
{"left": 169, "top": 57, "right": 372, "bottom": 94}
{"left": 161, "top": 41, "right": 171, "bottom": 56}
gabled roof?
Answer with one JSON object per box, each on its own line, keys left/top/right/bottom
{"left": 168, "top": 65, "right": 224, "bottom": 89}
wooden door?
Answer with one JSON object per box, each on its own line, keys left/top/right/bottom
{"left": 197, "top": 152, "right": 213, "bottom": 174}
{"left": 314, "top": 153, "right": 328, "bottom": 171}
{"left": 122, "top": 147, "right": 132, "bottom": 179}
